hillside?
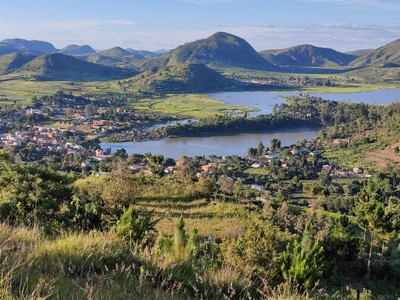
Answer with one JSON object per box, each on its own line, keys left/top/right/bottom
{"left": 137, "top": 32, "right": 275, "bottom": 71}
{"left": 59, "top": 44, "right": 96, "bottom": 55}
{"left": 352, "top": 39, "right": 400, "bottom": 67}
{"left": 346, "top": 49, "right": 373, "bottom": 57}
{"left": 79, "top": 47, "right": 143, "bottom": 67}
{"left": 18, "top": 53, "right": 135, "bottom": 81}
{"left": 0, "top": 52, "right": 36, "bottom": 75}
{"left": 260, "top": 44, "right": 357, "bottom": 67}
{"left": 127, "top": 63, "right": 239, "bottom": 92}
{"left": 126, "top": 48, "right": 167, "bottom": 57}
{"left": 0, "top": 38, "right": 57, "bottom": 55}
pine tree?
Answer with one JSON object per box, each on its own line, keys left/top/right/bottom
{"left": 281, "top": 222, "right": 325, "bottom": 290}
{"left": 174, "top": 217, "right": 187, "bottom": 260}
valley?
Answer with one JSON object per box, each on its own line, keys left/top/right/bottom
{"left": 1, "top": 30, "right": 400, "bottom": 299}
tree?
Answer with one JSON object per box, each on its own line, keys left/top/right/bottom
{"left": 116, "top": 206, "right": 159, "bottom": 244}
{"left": 281, "top": 222, "right": 325, "bottom": 290}
{"left": 174, "top": 217, "right": 186, "bottom": 261}
{"left": 102, "top": 160, "right": 142, "bottom": 212}
{"left": 247, "top": 147, "right": 258, "bottom": 158}
{"left": 270, "top": 138, "right": 279, "bottom": 151}
{"left": 0, "top": 152, "right": 73, "bottom": 230}
{"left": 218, "top": 176, "right": 235, "bottom": 197}
{"left": 197, "top": 177, "right": 217, "bottom": 200}
{"left": 84, "top": 103, "right": 96, "bottom": 116}
{"left": 257, "top": 141, "right": 265, "bottom": 157}
{"left": 355, "top": 198, "right": 385, "bottom": 281}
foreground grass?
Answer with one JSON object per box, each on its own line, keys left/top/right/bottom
{"left": 0, "top": 224, "right": 185, "bottom": 300}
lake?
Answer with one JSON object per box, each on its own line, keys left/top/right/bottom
{"left": 102, "top": 88, "right": 400, "bottom": 158}
{"left": 101, "top": 126, "right": 320, "bottom": 158}
{"left": 209, "top": 88, "right": 400, "bottom": 116}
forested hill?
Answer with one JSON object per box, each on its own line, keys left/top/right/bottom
{"left": 126, "top": 63, "right": 239, "bottom": 92}
{"left": 136, "top": 32, "right": 275, "bottom": 71}
{"left": 260, "top": 44, "right": 357, "bottom": 67}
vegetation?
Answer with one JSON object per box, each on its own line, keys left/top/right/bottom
{"left": 1, "top": 33, "right": 400, "bottom": 299}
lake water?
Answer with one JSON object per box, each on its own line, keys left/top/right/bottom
{"left": 209, "top": 88, "right": 400, "bottom": 116}
{"left": 102, "top": 88, "right": 400, "bottom": 158}
{"left": 101, "top": 126, "right": 320, "bottom": 159}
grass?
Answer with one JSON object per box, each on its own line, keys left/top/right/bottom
{"left": 0, "top": 223, "right": 186, "bottom": 300}
{"left": 136, "top": 199, "right": 247, "bottom": 239}
{"left": 323, "top": 147, "right": 364, "bottom": 169}
{"left": 132, "top": 93, "right": 253, "bottom": 118}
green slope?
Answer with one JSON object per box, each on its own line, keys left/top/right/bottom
{"left": 137, "top": 32, "right": 275, "bottom": 71}
{"left": 126, "top": 63, "right": 240, "bottom": 92}
{"left": 18, "top": 53, "right": 136, "bottom": 81}
{"left": 260, "top": 44, "right": 357, "bottom": 67}
{"left": 0, "top": 52, "right": 36, "bottom": 75}
{"left": 352, "top": 39, "right": 400, "bottom": 67}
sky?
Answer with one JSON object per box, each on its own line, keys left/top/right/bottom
{"left": 0, "top": 0, "right": 399, "bottom": 52}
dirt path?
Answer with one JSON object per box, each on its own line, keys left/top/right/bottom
{"left": 365, "top": 141, "right": 400, "bottom": 169}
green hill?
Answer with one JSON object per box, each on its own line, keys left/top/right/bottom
{"left": 137, "top": 32, "right": 274, "bottom": 71}
{"left": 97, "top": 47, "right": 137, "bottom": 58}
{"left": 18, "top": 53, "right": 135, "bottom": 81}
{"left": 0, "top": 52, "right": 36, "bottom": 75}
{"left": 0, "top": 38, "right": 57, "bottom": 55}
{"left": 260, "top": 44, "right": 357, "bottom": 67}
{"left": 59, "top": 44, "right": 96, "bottom": 55}
{"left": 127, "top": 63, "right": 239, "bottom": 93}
{"left": 352, "top": 39, "right": 400, "bottom": 67}
{"left": 79, "top": 47, "right": 143, "bottom": 68}
{"left": 126, "top": 48, "right": 166, "bottom": 57}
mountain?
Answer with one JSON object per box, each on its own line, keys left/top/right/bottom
{"left": 346, "top": 49, "right": 373, "bottom": 57}
{"left": 137, "top": 32, "right": 274, "bottom": 71}
{"left": 352, "top": 39, "right": 400, "bottom": 67}
{"left": 0, "top": 52, "right": 36, "bottom": 75}
{"left": 128, "top": 63, "right": 239, "bottom": 93}
{"left": 97, "top": 47, "right": 136, "bottom": 58}
{"left": 79, "top": 46, "right": 143, "bottom": 67}
{"left": 125, "top": 49, "right": 166, "bottom": 57}
{"left": 260, "top": 44, "right": 357, "bottom": 67}
{"left": 0, "top": 38, "right": 57, "bottom": 55}
{"left": 59, "top": 44, "right": 96, "bottom": 55}
{"left": 18, "top": 53, "right": 135, "bottom": 81}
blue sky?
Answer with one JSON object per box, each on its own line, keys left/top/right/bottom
{"left": 0, "top": 0, "right": 399, "bottom": 52}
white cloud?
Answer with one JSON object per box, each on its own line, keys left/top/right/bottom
{"left": 0, "top": 19, "right": 398, "bottom": 52}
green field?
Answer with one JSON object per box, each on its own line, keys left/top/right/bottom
{"left": 131, "top": 94, "right": 253, "bottom": 118}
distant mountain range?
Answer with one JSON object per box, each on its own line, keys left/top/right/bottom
{"left": 18, "top": 53, "right": 136, "bottom": 81}
{"left": 259, "top": 44, "right": 357, "bottom": 67}
{"left": 59, "top": 44, "right": 96, "bottom": 55}
{"left": 0, "top": 33, "right": 399, "bottom": 84}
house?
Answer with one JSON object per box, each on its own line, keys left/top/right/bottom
{"left": 322, "top": 165, "right": 333, "bottom": 174}
{"left": 201, "top": 163, "right": 214, "bottom": 173}
{"left": 93, "top": 120, "right": 105, "bottom": 126}
{"left": 95, "top": 149, "right": 112, "bottom": 160}
{"left": 333, "top": 138, "right": 350, "bottom": 145}
{"left": 164, "top": 166, "right": 176, "bottom": 174}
